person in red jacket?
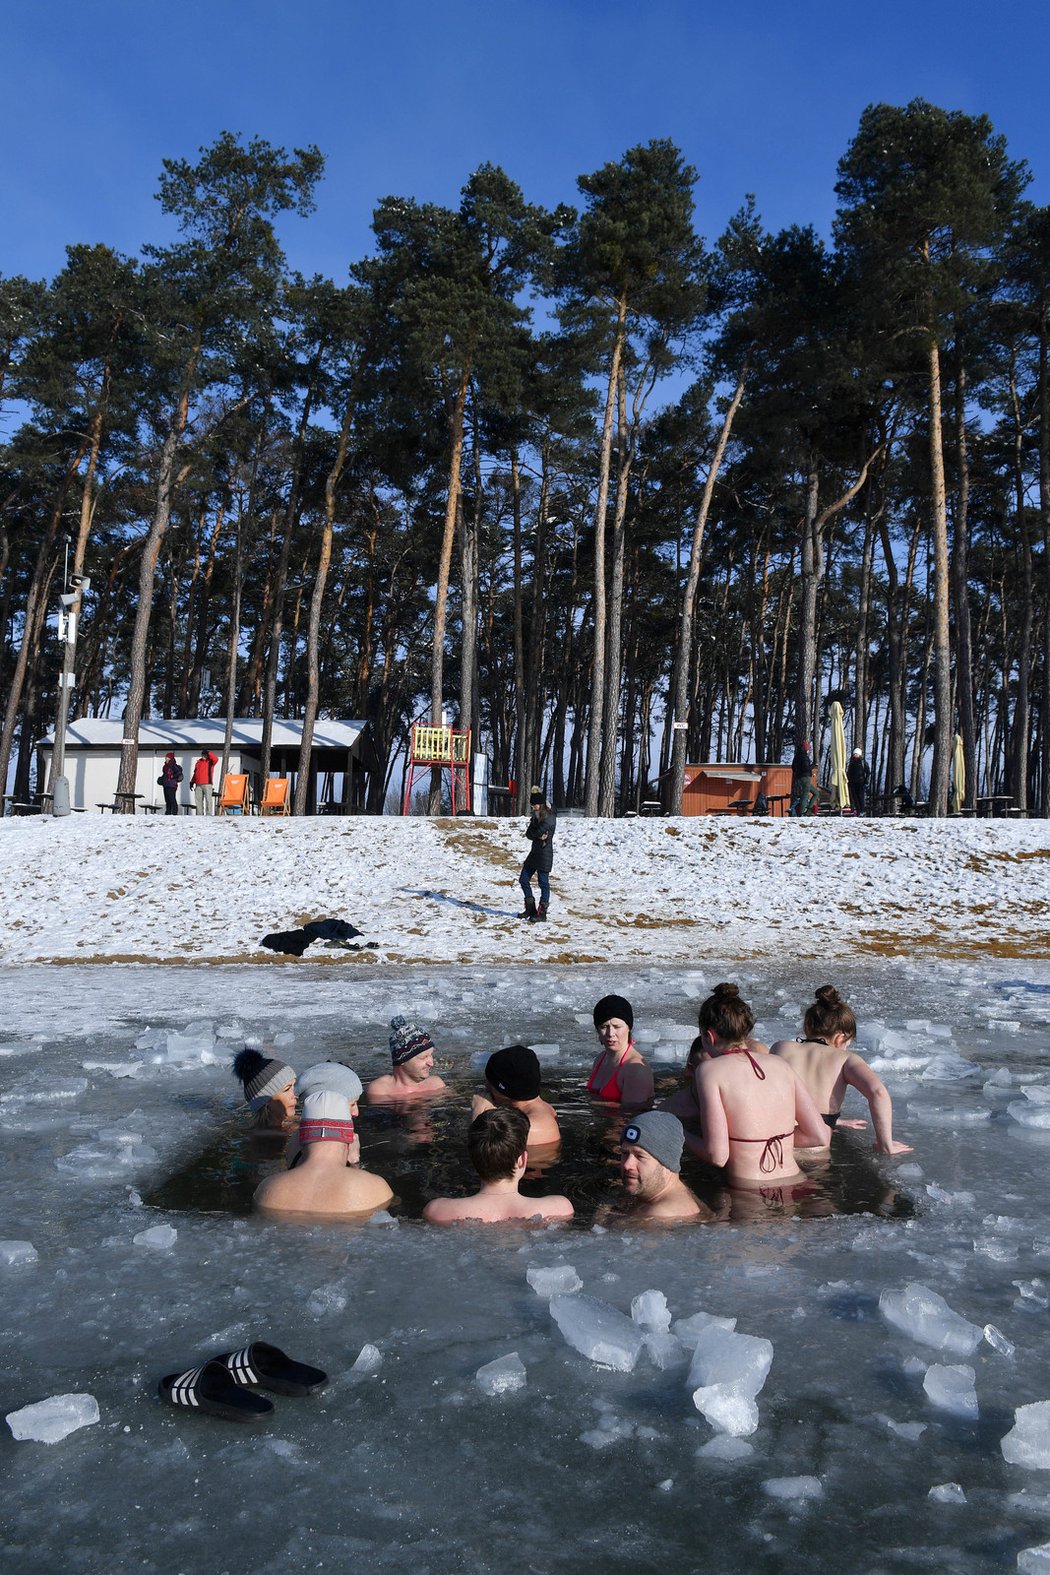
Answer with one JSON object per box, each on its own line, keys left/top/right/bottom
{"left": 191, "top": 749, "right": 219, "bottom": 816}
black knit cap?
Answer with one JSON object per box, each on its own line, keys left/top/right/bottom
{"left": 593, "top": 993, "right": 634, "bottom": 1031}
{"left": 529, "top": 785, "right": 544, "bottom": 805}
{"left": 485, "top": 1044, "right": 542, "bottom": 1101}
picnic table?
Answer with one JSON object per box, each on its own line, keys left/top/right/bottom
{"left": 97, "top": 792, "right": 144, "bottom": 814}
{"left": 976, "top": 795, "right": 1014, "bottom": 818}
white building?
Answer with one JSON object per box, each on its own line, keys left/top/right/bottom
{"left": 36, "top": 718, "right": 377, "bottom": 813}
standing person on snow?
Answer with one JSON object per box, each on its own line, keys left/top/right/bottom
{"left": 160, "top": 752, "right": 183, "bottom": 816}
{"left": 847, "top": 748, "right": 870, "bottom": 814}
{"left": 790, "top": 739, "right": 818, "bottom": 817}
{"left": 518, "top": 786, "right": 556, "bottom": 923}
{"left": 191, "top": 749, "right": 219, "bottom": 816}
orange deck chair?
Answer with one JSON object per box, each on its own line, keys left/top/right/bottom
{"left": 259, "top": 777, "right": 290, "bottom": 816}
{"left": 217, "top": 772, "right": 250, "bottom": 815}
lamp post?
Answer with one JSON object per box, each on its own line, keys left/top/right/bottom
{"left": 50, "top": 543, "right": 89, "bottom": 817}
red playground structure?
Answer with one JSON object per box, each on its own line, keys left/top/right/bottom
{"left": 401, "top": 722, "right": 472, "bottom": 815}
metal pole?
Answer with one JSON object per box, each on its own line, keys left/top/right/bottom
{"left": 50, "top": 560, "right": 89, "bottom": 818}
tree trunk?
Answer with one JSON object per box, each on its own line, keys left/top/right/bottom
{"left": 598, "top": 364, "right": 632, "bottom": 816}
{"left": 584, "top": 295, "right": 627, "bottom": 816}
{"left": 294, "top": 388, "right": 355, "bottom": 816}
{"left": 950, "top": 360, "right": 977, "bottom": 810}
{"left": 927, "top": 335, "right": 952, "bottom": 815}
{"left": 668, "top": 360, "right": 748, "bottom": 811}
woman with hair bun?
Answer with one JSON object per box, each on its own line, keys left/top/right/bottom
{"left": 770, "top": 986, "right": 912, "bottom": 1154}
{"left": 691, "top": 982, "right": 830, "bottom": 1185}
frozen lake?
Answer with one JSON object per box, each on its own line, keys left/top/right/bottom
{"left": 4, "top": 956, "right": 1050, "bottom": 1572}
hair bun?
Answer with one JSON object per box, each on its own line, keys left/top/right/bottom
{"left": 713, "top": 982, "right": 739, "bottom": 999}
{"left": 814, "top": 984, "right": 840, "bottom": 1004}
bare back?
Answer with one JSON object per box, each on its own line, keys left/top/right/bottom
{"left": 424, "top": 1188, "right": 572, "bottom": 1225}
{"left": 255, "top": 1161, "right": 393, "bottom": 1220}
{"left": 697, "top": 1049, "right": 827, "bottom": 1184}
{"left": 769, "top": 1039, "right": 849, "bottom": 1116}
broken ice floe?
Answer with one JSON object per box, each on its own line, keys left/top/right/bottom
{"left": 878, "top": 1283, "right": 983, "bottom": 1356}
{"left": 6, "top": 1393, "right": 99, "bottom": 1444}
{"left": 475, "top": 1353, "right": 527, "bottom": 1396}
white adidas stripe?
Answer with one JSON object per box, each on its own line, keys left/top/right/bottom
{"left": 227, "top": 1347, "right": 258, "bottom": 1384}
{"left": 170, "top": 1366, "right": 204, "bottom": 1406}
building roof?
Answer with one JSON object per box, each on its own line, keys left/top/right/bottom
{"left": 38, "top": 718, "right": 368, "bottom": 751}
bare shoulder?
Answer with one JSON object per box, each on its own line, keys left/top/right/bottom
{"left": 364, "top": 1075, "right": 395, "bottom": 1103}
{"left": 354, "top": 1170, "right": 394, "bottom": 1208}
{"left": 541, "top": 1194, "right": 574, "bottom": 1221}
{"left": 769, "top": 1038, "right": 800, "bottom": 1058}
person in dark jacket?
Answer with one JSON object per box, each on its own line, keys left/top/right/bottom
{"left": 847, "top": 748, "right": 870, "bottom": 814}
{"left": 518, "top": 786, "right": 556, "bottom": 922}
{"left": 160, "top": 752, "right": 183, "bottom": 816}
{"left": 790, "top": 740, "right": 816, "bottom": 817}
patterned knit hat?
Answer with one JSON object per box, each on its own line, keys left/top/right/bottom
{"left": 389, "top": 1015, "right": 434, "bottom": 1068}
{"left": 232, "top": 1048, "right": 295, "bottom": 1111}
{"left": 299, "top": 1090, "right": 356, "bottom": 1146}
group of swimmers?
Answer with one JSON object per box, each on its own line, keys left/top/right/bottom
{"left": 231, "top": 984, "right": 911, "bottom": 1226}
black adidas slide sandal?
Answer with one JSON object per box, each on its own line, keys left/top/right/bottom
{"left": 158, "top": 1359, "right": 274, "bottom": 1421}
{"left": 216, "top": 1341, "right": 328, "bottom": 1396}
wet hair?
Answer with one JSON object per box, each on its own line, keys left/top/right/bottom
{"left": 468, "top": 1106, "right": 530, "bottom": 1182}
{"left": 803, "top": 984, "right": 857, "bottom": 1043}
{"left": 697, "top": 982, "right": 755, "bottom": 1045}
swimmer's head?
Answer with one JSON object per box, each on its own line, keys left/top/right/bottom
{"left": 468, "top": 1106, "right": 529, "bottom": 1181}
{"left": 593, "top": 994, "right": 633, "bottom": 1033}
{"left": 298, "top": 1089, "right": 356, "bottom": 1148}
{"left": 389, "top": 1015, "right": 435, "bottom": 1075}
{"left": 620, "top": 1111, "right": 684, "bottom": 1200}
{"left": 485, "top": 1044, "right": 541, "bottom": 1103}
{"left": 698, "top": 982, "right": 755, "bottom": 1047}
{"left": 803, "top": 985, "right": 856, "bottom": 1044}
{"left": 234, "top": 1048, "right": 295, "bottom": 1107}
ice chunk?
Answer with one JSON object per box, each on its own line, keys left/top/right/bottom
{"left": 656, "top": 1479, "right": 673, "bottom": 1492}
{"left": 549, "top": 1293, "right": 644, "bottom": 1372}
{"left": 530, "top": 1043, "right": 560, "bottom": 1061}
{"left": 1004, "top": 1403, "right": 1050, "bottom": 1469}
{"left": 875, "top": 1414, "right": 926, "bottom": 1441}
{"left": 672, "top": 1310, "right": 737, "bottom": 1348}
{"left": 921, "top": 1053, "right": 980, "bottom": 1082}
{"left": 698, "top": 1435, "right": 754, "bottom": 1461}
{"left": 56, "top": 1141, "right": 159, "bottom": 1182}
{"left": 6, "top": 1393, "right": 99, "bottom": 1444}
{"left": 306, "top": 1283, "right": 347, "bottom": 1320}
{"left": 1014, "top": 1279, "right": 1050, "bottom": 1309}
{"left": 687, "top": 1324, "right": 773, "bottom": 1396}
{"left": 526, "top": 1263, "right": 582, "bottom": 1298}
{"left": 631, "top": 1290, "right": 671, "bottom": 1333}
{"left": 81, "top": 1061, "right": 143, "bottom": 1079}
{"left": 926, "top": 1184, "right": 976, "bottom": 1207}
{"left": 761, "top": 1476, "right": 823, "bottom": 1502}
{"left": 3, "top": 1077, "right": 88, "bottom": 1106}
{"left": 897, "top": 1163, "right": 924, "bottom": 1181}
{"left": 923, "top": 1363, "right": 978, "bottom": 1419}
{"left": 929, "top": 1482, "right": 966, "bottom": 1504}
{"left": 133, "top": 1224, "right": 177, "bottom": 1250}
{"left": 974, "top": 1237, "right": 1018, "bottom": 1262}
{"left": 0, "top": 1240, "right": 38, "bottom": 1267}
{"left": 643, "top": 1332, "right": 686, "bottom": 1370}
{"left": 579, "top": 1414, "right": 635, "bottom": 1449}
{"left": 693, "top": 1384, "right": 759, "bottom": 1437}
{"left": 985, "top": 1324, "right": 1016, "bottom": 1357}
{"left": 475, "top": 1353, "right": 527, "bottom": 1396}
{"left": 1018, "top": 1543, "right": 1050, "bottom": 1573}
{"left": 351, "top": 1343, "right": 383, "bottom": 1375}
{"left": 0, "top": 1041, "right": 40, "bottom": 1058}
{"left": 1008, "top": 1101, "right": 1050, "bottom": 1131}
{"left": 879, "top": 1283, "right": 983, "bottom": 1356}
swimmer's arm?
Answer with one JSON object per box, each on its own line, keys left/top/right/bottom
{"left": 793, "top": 1074, "right": 833, "bottom": 1149}
{"left": 843, "top": 1054, "right": 912, "bottom": 1154}
{"left": 692, "top": 1074, "right": 730, "bottom": 1168}
{"left": 471, "top": 1092, "right": 495, "bottom": 1119}
{"left": 619, "top": 1060, "right": 654, "bottom": 1110}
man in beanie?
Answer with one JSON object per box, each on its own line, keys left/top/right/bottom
{"left": 471, "top": 1044, "right": 560, "bottom": 1149}
{"left": 254, "top": 1090, "right": 393, "bottom": 1219}
{"left": 365, "top": 1016, "right": 447, "bottom": 1104}
{"left": 618, "top": 1111, "right": 706, "bottom": 1221}
{"left": 518, "top": 785, "right": 556, "bottom": 922}
{"left": 424, "top": 1107, "right": 573, "bottom": 1225}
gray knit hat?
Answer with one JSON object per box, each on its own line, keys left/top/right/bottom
{"left": 389, "top": 1015, "right": 434, "bottom": 1068}
{"left": 296, "top": 1061, "right": 363, "bottom": 1104}
{"left": 233, "top": 1048, "right": 296, "bottom": 1112}
{"left": 621, "top": 1111, "right": 685, "bottom": 1174}
{"left": 299, "top": 1090, "right": 357, "bottom": 1146}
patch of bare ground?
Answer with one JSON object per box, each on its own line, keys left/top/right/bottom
{"left": 965, "top": 849, "right": 1050, "bottom": 871}
{"left": 850, "top": 930, "right": 1050, "bottom": 960}
{"left": 628, "top": 915, "right": 698, "bottom": 929}
{"left": 438, "top": 823, "right": 522, "bottom": 874}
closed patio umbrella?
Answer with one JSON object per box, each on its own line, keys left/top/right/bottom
{"left": 829, "top": 700, "right": 850, "bottom": 812}
{"left": 951, "top": 732, "right": 965, "bottom": 814}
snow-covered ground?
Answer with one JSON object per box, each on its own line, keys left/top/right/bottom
{"left": 0, "top": 812, "right": 1047, "bottom": 963}
{"left": 3, "top": 817, "right": 1050, "bottom": 1571}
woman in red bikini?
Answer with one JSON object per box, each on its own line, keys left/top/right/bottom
{"left": 586, "top": 994, "right": 654, "bottom": 1108}
{"left": 690, "top": 983, "right": 830, "bottom": 1186}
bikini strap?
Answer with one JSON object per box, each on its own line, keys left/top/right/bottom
{"left": 725, "top": 1045, "right": 765, "bottom": 1079}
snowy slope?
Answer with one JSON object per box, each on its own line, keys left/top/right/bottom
{"left": 0, "top": 812, "right": 1046, "bottom": 963}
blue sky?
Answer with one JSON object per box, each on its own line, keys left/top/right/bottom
{"left": 4, "top": 0, "right": 1049, "bottom": 286}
